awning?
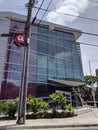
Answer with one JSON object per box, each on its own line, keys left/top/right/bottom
{"left": 48, "top": 79, "right": 85, "bottom": 87}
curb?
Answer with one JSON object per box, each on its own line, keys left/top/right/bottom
{"left": 1, "top": 124, "right": 98, "bottom": 130}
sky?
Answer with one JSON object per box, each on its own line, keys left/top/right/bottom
{"left": 0, "top": 0, "right": 98, "bottom": 76}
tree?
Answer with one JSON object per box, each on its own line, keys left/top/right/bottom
{"left": 79, "top": 75, "right": 98, "bottom": 102}
{"left": 84, "top": 75, "right": 98, "bottom": 85}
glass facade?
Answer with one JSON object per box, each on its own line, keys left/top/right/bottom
{"left": 0, "top": 20, "right": 84, "bottom": 99}
{"left": 30, "top": 26, "right": 84, "bottom": 82}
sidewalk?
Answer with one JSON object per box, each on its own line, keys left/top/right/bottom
{"left": 0, "top": 107, "right": 98, "bottom": 130}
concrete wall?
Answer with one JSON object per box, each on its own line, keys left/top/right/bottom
{"left": 0, "top": 17, "right": 10, "bottom": 92}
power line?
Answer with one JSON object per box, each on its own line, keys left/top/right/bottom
{"left": 0, "top": 2, "right": 98, "bottom": 23}
{"left": 39, "top": 0, "right": 53, "bottom": 24}
{"left": 1, "top": 26, "right": 98, "bottom": 40}
{"left": 33, "top": 6, "right": 98, "bottom": 23}
{"left": 32, "top": 0, "right": 45, "bottom": 23}
{"left": 32, "top": 0, "right": 45, "bottom": 22}
{"left": 79, "top": 42, "right": 98, "bottom": 47}
{"left": 30, "top": 34, "right": 98, "bottom": 48}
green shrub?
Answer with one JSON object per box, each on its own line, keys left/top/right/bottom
{"left": 50, "top": 92, "right": 66, "bottom": 112}
{"left": 29, "top": 97, "right": 49, "bottom": 114}
{"left": 65, "top": 104, "right": 75, "bottom": 112}
{"left": 2, "top": 100, "right": 18, "bottom": 118}
{"left": 0, "top": 101, "right": 3, "bottom": 114}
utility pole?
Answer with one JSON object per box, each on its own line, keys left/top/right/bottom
{"left": 88, "top": 60, "right": 97, "bottom": 108}
{"left": 17, "top": 0, "right": 35, "bottom": 124}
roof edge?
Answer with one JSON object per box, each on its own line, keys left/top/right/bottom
{"left": 0, "top": 12, "right": 82, "bottom": 39}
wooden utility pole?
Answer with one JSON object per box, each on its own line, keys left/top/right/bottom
{"left": 17, "top": 0, "right": 35, "bottom": 125}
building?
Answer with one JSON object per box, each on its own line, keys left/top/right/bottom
{"left": 96, "top": 69, "right": 98, "bottom": 76}
{"left": 0, "top": 12, "right": 85, "bottom": 106}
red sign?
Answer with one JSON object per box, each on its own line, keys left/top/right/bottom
{"left": 14, "top": 34, "right": 25, "bottom": 47}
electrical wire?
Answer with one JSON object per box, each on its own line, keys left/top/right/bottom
{"left": 39, "top": 0, "right": 53, "bottom": 24}
{"left": 1, "top": 28, "right": 98, "bottom": 47}
{"left": 1, "top": 9, "right": 98, "bottom": 38}
{"left": 30, "top": 34, "right": 98, "bottom": 48}
{"left": 32, "top": 0, "right": 46, "bottom": 23}
{"left": 33, "top": 6, "right": 98, "bottom": 23}
{"left": 0, "top": 2, "right": 98, "bottom": 24}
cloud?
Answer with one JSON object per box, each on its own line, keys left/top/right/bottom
{"left": 46, "top": 0, "right": 89, "bottom": 25}
{"left": 81, "top": 53, "right": 90, "bottom": 76}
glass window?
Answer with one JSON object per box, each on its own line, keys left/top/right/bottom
{"left": 64, "top": 41, "right": 72, "bottom": 49}
{"left": 72, "top": 51, "right": 79, "bottom": 63}
{"left": 30, "top": 37, "right": 37, "bottom": 51}
{"left": 57, "top": 69, "right": 65, "bottom": 79}
{"left": 66, "top": 70, "right": 74, "bottom": 79}
{"left": 9, "top": 51, "right": 23, "bottom": 64}
{"left": 48, "top": 58, "right": 56, "bottom": 68}
{"left": 64, "top": 32, "right": 72, "bottom": 40}
{"left": 48, "top": 36, "right": 55, "bottom": 45}
{"left": 48, "top": 29, "right": 55, "bottom": 36}
{"left": 56, "top": 37, "right": 64, "bottom": 47}
{"left": 8, "top": 64, "right": 22, "bottom": 72}
{"left": 37, "top": 74, "right": 47, "bottom": 82}
{"left": 37, "top": 40, "right": 48, "bottom": 54}
{"left": 56, "top": 31, "right": 64, "bottom": 47}
{"left": 56, "top": 47, "right": 65, "bottom": 59}
{"left": 38, "top": 55, "right": 47, "bottom": 67}
{"left": 29, "top": 53, "right": 37, "bottom": 66}
{"left": 48, "top": 68, "right": 56, "bottom": 77}
{"left": 73, "top": 64, "right": 80, "bottom": 72}
{"left": 56, "top": 31, "right": 63, "bottom": 37}
{"left": 28, "top": 73, "right": 37, "bottom": 82}
{"left": 48, "top": 44, "right": 56, "bottom": 56}
{"left": 74, "top": 71, "right": 81, "bottom": 80}
{"left": 38, "top": 34, "right": 47, "bottom": 41}
{"left": 38, "top": 27, "right": 48, "bottom": 35}
{"left": 29, "top": 66, "right": 37, "bottom": 74}
{"left": 7, "top": 71, "right": 21, "bottom": 81}
{"left": 65, "top": 48, "right": 72, "bottom": 61}
{"left": 37, "top": 67, "right": 47, "bottom": 75}
{"left": 57, "top": 59, "right": 65, "bottom": 69}
{"left": 65, "top": 62, "right": 73, "bottom": 71}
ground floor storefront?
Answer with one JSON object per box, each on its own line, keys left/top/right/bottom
{"left": 0, "top": 79, "right": 85, "bottom": 107}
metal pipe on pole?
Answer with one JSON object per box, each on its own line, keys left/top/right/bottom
{"left": 17, "top": 0, "right": 35, "bottom": 125}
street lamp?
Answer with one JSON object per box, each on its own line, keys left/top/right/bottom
{"left": 88, "top": 60, "right": 98, "bottom": 108}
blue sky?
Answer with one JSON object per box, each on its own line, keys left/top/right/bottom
{"left": 0, "top": 0, "right": 98, "bottom": 76}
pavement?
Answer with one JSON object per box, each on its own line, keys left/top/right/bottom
{"left": 0, "top": 107, "right": 98, "bottom": 130}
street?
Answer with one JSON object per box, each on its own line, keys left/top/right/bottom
{"left": 32, "top": 127, "right": 98, "bottom": 130}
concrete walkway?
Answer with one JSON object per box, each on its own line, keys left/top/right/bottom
{"left": 0, "top": 107, "right": 98, "bottom": 130}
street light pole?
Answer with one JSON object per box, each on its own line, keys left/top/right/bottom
{"left": 17, "top": 0, "right": 35, "bottom": 125}
{"left": 88, "top": 60, "right": 97, "bottom": 108}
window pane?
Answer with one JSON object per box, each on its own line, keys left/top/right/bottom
{"left": 57, "top": 69, "right": 65, "bottom": 79}
{"left": 37, "top": 67, "right": 47, "bottom": 75}
{"left": 28, "top": 73, "right": 36, "bottom": 82}
{"left": 37, "top": 74, "right": 47, "bottom": 82}
{"left": 48, "top": 58, "right": 56, "bottom": 68}
{"left": 65, "top": 62, "right": 73, "bottom": 71}
{"left": 57, "top": 60, "right": 65, "bottom": 69}
{"left": 48, "top": 44, "right": 56, "bottom": 56}
{"left": 37, "top": 40, "right": 48, "bottom": 54}
{"left": 48, "top": 68, "right": 56, "bottom": 76}
{"left": 66, "top": 70, "right": 74, "bottom": 79}
{"left": 65, "top": 48, "right": 72, "bottom": 61}
{"left": 56, "top": 47, "right": 65, "bottom": 59}
{"left": 38, "top": 55, "right": 47, "bottom": 67}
